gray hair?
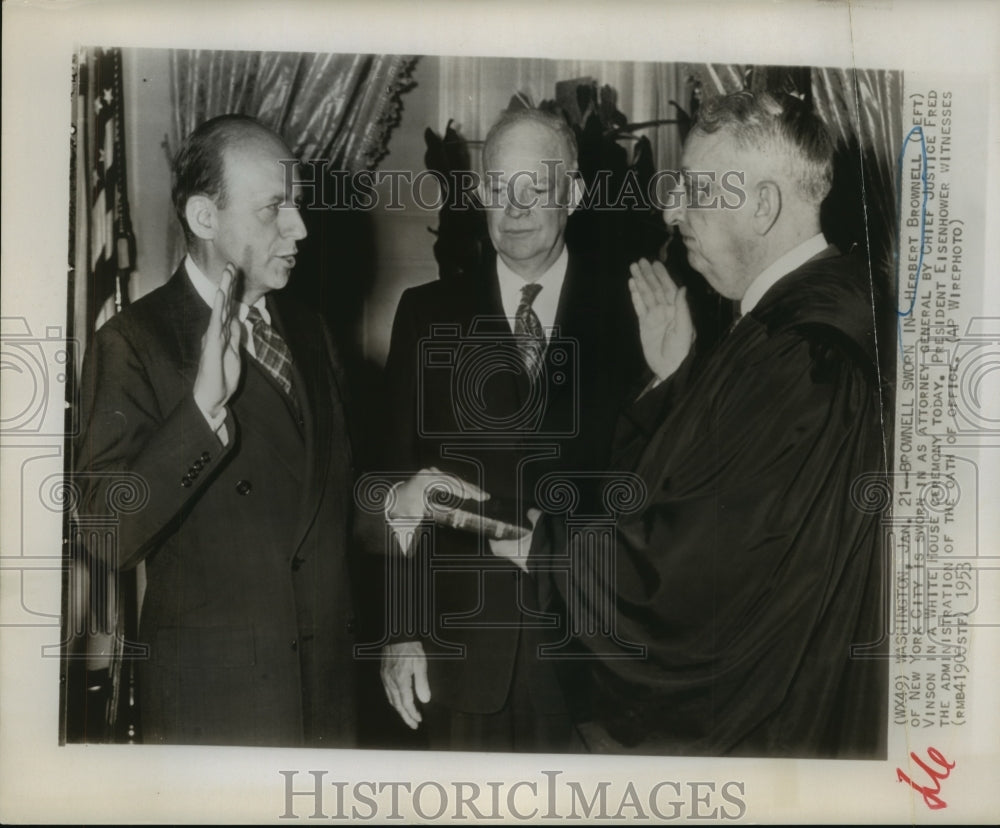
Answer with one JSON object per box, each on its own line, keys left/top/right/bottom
{"left": 692, "top": 90, "right": 834, "bottom": 204}
{"left": 482, "top": 108, "right": 579, "bottom": 170}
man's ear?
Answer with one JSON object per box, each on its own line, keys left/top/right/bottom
{"left": 752, "top": 180, "right": 781, "bottom": 235}
{"left": 565, "top": 169, "right": 583, "bottom": 216}
{"left": 184, "top": 194, "right": 218, "bottom": 241}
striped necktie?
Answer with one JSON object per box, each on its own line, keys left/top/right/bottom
{"left": 514, "top": 282, "right": 546, "bottom": 378}
{"left": 246, "top": 306, "right": 297, "bottom": 405}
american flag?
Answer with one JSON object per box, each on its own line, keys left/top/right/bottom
{"left": 67, "top": 45, "right": 140, "bottom": 745}
{"left": 73, "top": 46, "right": 135, "bottom": 344}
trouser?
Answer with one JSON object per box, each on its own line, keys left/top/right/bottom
{"left": 422, "top": 624, "right": 584, "bottom": 753}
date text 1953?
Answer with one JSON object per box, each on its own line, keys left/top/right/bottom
{"left": 896, "top": 747, "right": 956, "bottom": 810}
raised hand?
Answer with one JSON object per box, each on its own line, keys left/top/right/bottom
{"left": 628, "top": 258, "right": 695, "bottom": 381}
{"left": 193, "top": 264, "right": 244, "bottom": 420}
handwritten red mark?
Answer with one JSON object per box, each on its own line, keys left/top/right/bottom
{"left": 896, "top": 747, "right": 956, "bottom": 810}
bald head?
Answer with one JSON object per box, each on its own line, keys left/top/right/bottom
{"left": 172, "top": 114, "right": 292, "bottom": 244}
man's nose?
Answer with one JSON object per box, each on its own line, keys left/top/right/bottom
{"left": 504, "top": 191, "right": 530, "bottom": 218}
{"left": 505, "top": 202, "right": 528, "bottom": 219}
{"left": 280, "top": 206, "right": 308, "bottom": 240}
{"left": 663, "top": 194, "right": 686, "bottom": 227}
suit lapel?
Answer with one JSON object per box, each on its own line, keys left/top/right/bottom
{"left": 473, "top": 261, "right": 526, "bottom": 406}
{"left": 268, "top": 293, "right": 334, "bottom": 558}
{"left": 476, "top": 260, "right": 512, "bottom": 332}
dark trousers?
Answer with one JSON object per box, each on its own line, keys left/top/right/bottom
{"left": 422, "top": 624, "right": 584, "bottom": 753}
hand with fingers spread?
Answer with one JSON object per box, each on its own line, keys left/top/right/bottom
{"left": 390, "top": 467, "right": 489, "bottom": 526}
{"left": 628, "top": 258, "right": 695, "bottom": 382}
{"left": 381, "top": 640, "right": 431, "bottom": 729}
{"left": 193, "top": 264, "right": 244, "bottom": 420}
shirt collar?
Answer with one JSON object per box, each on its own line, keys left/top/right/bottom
{"left": 184, "top": 255, "right": 269, "bottom": 324}
{"left": 495, "top": 246, "right": 569, "bottom": 334}
{"left": 740, "top": 233, "right": 829, "bottom": 315}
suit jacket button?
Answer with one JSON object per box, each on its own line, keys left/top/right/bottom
{"left": 235, "top": 479, "right": 252, "bottom": 495}
{"left": 290, "top": 639, "right": 298, "bottom": 652}
{"left": 346, "top": 620, "right": 356, "bottom": 634}
{"left": 290, "top": 557, "right": 303, "bottom": 572}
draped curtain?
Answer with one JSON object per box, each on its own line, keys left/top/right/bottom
{"left": 812, "top": 67, "right": 903, "bottom": 279}
{"left": 169, "top": 50, "right": 418, "bottom": 166}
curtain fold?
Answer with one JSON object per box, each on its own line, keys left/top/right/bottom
{"left": 812, "top": 66, "right": 903, "bottom": 277}
{"left": 169, "top": 50, "right": 418, "bottom": 169}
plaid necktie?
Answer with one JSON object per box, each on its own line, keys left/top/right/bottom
{"left": 514, "top": 282, "right": 546, "bottom": 378}
{"left": 246, "top": 306, "right": 297, "bottom": 405}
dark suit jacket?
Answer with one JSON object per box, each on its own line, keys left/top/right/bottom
{"left": 542, "top": 246, "right": 889, "bottom": 757}
{"left": 382, "top": 250, "right": 642, "bottom": 714}
{"left": 75, "top": 263, "right": 360, "bottom": 747}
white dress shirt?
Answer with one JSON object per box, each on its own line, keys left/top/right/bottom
{"left": 495, "top": 247, "right": 569, "bottom": 337}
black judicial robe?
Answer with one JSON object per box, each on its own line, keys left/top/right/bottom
{"left": 538, "top": 247, "right": 890, "bottom": 758}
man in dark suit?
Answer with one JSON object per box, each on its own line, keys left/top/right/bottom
{"left": 75, "top": 115, "right": 360, "bottom": 747}
{"left": 494, "top": 91, "right": 889, "bottom": 758}
{"left": 378, "top": 109, "right": 641, "bottom": 751}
